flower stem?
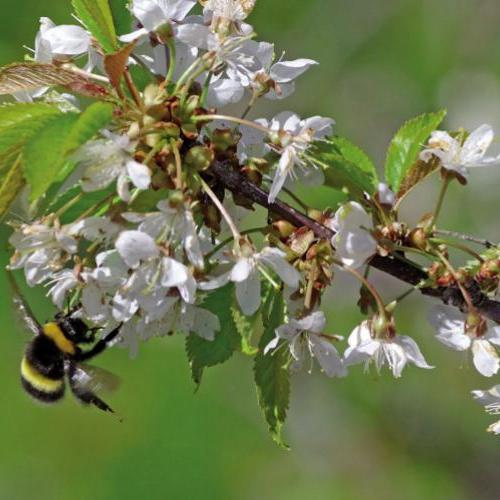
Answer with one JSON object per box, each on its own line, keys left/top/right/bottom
{"left": 431, "top": 174, "right": 451, "bottom": 227}
{"left": 205, "top": 227, "right": 267, "bottom": 261}
{"left": 430, "top": 238, "right": 484, "bottom": 262}
{"left": 171, "top": 140, "right": 183, "bottom": 190}
{"left": 164, "top": 39, "right": 177, "bottom": 85}
{"left": 193, "top": 114, "right": 270, "bottom": 135}
{"left": 199, "top": 177, "right": 241, "bottom": 241}
{"left": 123, "top": 69, "right": 144, "bottom": 110}
{"left": 200, "top": 72, "right": 213, "bottom": 106}
{"left": 55, "top": 192, "right": 84, "bottom": 219}
{"left": 333, "top": 258, "right": 387, "bottom": 318}
{"left": 434, "top": 249, "right": 476, "bottom": 313}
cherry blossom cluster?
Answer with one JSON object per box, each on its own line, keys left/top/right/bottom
{"left": 6, "top": 0, "right": 500, "bottom": 438}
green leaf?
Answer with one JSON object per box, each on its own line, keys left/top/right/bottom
{"left": 0, "top": 104, "right": 62, "bottom": 164}
{"left": 0, "top": 103, "right": 63, "bottom": 215}
{"left": 109, "top": 0, "right": 133, "bottom": 35}
{"left": 65, "top": 102, "right": 114, "bottom": 153}
{"left": 254, "top": 291, "right": 290, "bottom": 448}
{"left": 310, "top": 137, "right": 379, "bottom": 199}
{"left": 72, "top": 0, "right": 118, "bottom": 53}
{"left": 186, "top": 284, "right": 242, "bottom": 386}
{"left": 231, "top": 304, "right": 259, "bottom": 356}
{"left": 330, "top": 136, "right": 378, "bottom": 184}
{"left": 0, "top": 154, "right": 25, "bottom": 218}
{"left": 0, "top": 103, "right": 62, "bottom": 130}
{"left": 385, "top": 110, "right": 446, "bottom": 192}
{"left": 24, "top": 114, "right": 80, "bottom": 200}
{"left": 0, "top": 63, "right": 78, "bottom": 95}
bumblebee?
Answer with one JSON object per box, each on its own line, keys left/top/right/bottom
{"left": 9, "top": 273, "right": 121, "bottom": 415}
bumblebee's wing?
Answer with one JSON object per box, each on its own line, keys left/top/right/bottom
{"left": 7, "top": 271, "right": 42, "bottom": 336}
{"left": 68, "top": 363, "right": 122, "bottom": 394}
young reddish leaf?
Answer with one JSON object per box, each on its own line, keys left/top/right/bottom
{"left": 64, "top": 80, "right": 110, "bottom": 99}
{"left": 104, "top": 41, "right": 137, "bottom": 89}
{"left": 396, "top": 157, "right": 441, "bottom": 204}
{"left": 0, "top": 63, "right": 78, "bottom": 95}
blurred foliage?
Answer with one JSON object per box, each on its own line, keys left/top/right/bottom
{"left": 2, "top": 1, "right": 500, "bottom": 499}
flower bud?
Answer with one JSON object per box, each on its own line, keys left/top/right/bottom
{"left": 211, "top": 128, "right": 240, "bottom": 152}
{"left": 241, "top": 166, "right": 262, "bottom": 185}
{"left": 290, "top": 229, "right": 315, "bottom": 256}
{"left": 185, "top": 146, "right": 214, "bottom": 172}
{"left": 144, "top": 84, "right": 162, "bottom": 107}
{"left": 161, "top": 122, "right": 181, "bottom": 139}
{"left": 409, "top": 227, "right": 428, "bottom": 251}
{"left": 184, "top": 95, "right": 200, "bottom": 116}
{"left": 272, "top": 221, "right": 296, "bottom": 239}
{"left": 156, "top": 22, "right": 174, "bottom": 43}
{"left": 307, "top": 209, "right": 323, "bottom": 222}
{"left": 169, "top": 191, "right": 184, "bottom": 208}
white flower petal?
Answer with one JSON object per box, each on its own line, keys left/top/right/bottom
{"left": 270, "top": 58, "right": 317, "bottom": 83}
{"left": 396, "top": 335, "right": 433, "bottom": 369}
{"left": 309, "top": 336, "right": 347, "bottom": 378}
{"left": 115, "top": 230, "right": 159, "bottom": 269}
{"left": 43, "top": 25, "right": 90, "bottom": 55}
{"left": 235, "top": 271, "right": 261, "bottom": 315}
{"left": 230, "top": 257, "right": 254, "bottom": 282}
{"left": 472, "top": 339, "right": 500, "bottom": 377}
{"left": 161, "top": 257, "right": 189, "bottom": 287}
{"left": 258, "top": 247, "right": 300, "bottom": 288}
{"left": 382, "top": 342, "right": 407, "bottom": 378}
{"left": 268, "top": 147, "right": 294, "bottom": 203}
{"left": 126, "top": 160, "right": 151, "bottom": 190}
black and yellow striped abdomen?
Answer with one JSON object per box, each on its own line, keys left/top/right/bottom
{"left": 21, "top": 357, "right": 65, "bottom": 403}
{"left": 21, "top": 334, "right": 66, "bottom": 404}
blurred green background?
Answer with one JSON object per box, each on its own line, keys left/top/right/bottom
{"left": 2, "top": 1, "right": 500, "bottom": 499}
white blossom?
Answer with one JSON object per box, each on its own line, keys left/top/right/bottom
{"left": 9, "top": 220, "right": 79, "bottom": 286}
{"left": 34, "top": 17, "right": 91, "bottom": 62}
{"left": 328, "top": 202, "right": 377, "bottom": 269}
{"left": 253, "top": 52, "right": 317, "bottom": 100}
{"left": 121, "top": 0, "right": 196, "bottom": 42}
{"left": 262, "top": 111, "right": 334, "bottom": 203}
{"left": 74, "top": 133, "right": 151, "bottom": 202}
{"left": 344, "top": 320, "right": 433, "bottom": 378}
{"left": 201, "top": 246, "right": 300, "bottom": 315}
{"left": 123, "top": 200, "right": 204, "bottom": 269}
{"left": 80, "top": 250, "right": 129, "bottom": 324}
{"left": 265, "top": 311, "right": 346, "bottom": 378}
{"left": 428, "top": 305, "right": 500, "bottom": 377}
{"left": 472, "top": 385, "right": 500, "bottom": 435}
{"left": 46, "top": 269, "right": 80, "bottom": 308}
{"left": 115, "top": 230, "right": 159, "bottom": 269}
{"left": 420, "top": 124, "right": 500, "bottom": 177}
{"left": 204, "top": 0, "right": 256, "bottom": 23}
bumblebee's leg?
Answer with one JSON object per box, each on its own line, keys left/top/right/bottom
{"left": 67, "top": 363, "right": 115, "bottom": 414}
{"left": 73, "top": 324, "right": 122, "bottom": 362}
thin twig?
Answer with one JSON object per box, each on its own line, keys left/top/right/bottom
{"left": 435, "top": 229, "right": 495, "bottom": 249}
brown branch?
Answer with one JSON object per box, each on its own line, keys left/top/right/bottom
{"left": 208, "top": 161, "right": 500, "bottom": 323}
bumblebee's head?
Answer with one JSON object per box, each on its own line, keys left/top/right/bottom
{"left": 55, "top": 313, "right": 95, "bottom": 345}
